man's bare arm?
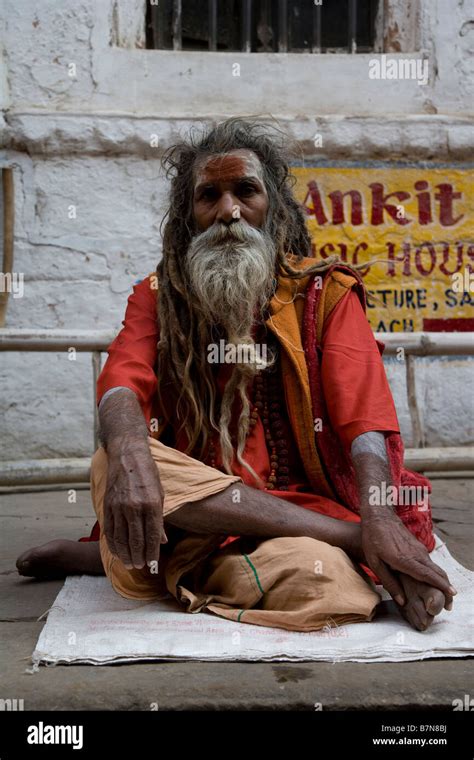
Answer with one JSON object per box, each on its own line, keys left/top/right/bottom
{"left": 351, "top": 431, "right": 455, "bottom": 606}
{"left": 98, "top": 388, "right": 167, "bottom": 570}
{"left": 99, "top": 387, "right": 149, "bottom": 450}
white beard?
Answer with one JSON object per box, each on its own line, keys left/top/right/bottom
{"left": 185, "top": 220, "right": 277, "bottom": 345}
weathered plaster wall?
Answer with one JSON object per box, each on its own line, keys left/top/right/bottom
{"left": 0, "top": 0, "right": 473, "bottom": 460}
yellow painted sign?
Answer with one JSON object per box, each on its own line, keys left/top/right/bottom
{"left": 293, "top": 166, "right": 474, "bottom": 332}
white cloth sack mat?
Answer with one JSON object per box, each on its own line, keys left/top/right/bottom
{"left": 32, "top": 537, "right": 473, "bottom": 665}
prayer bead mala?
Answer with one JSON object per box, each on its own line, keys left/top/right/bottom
{"left": 251, "top": 369, "right": 290, "bottom": 490}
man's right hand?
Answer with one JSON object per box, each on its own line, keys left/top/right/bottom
{"left": 103, "top": 436, "right": 168, "bottom": 570}
{"left": 360, "top": 510, "right": 456, "bottom": 608}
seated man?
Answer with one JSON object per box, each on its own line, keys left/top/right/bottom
{"left": 17, "top": 118, "right": 456, "bottom": 632}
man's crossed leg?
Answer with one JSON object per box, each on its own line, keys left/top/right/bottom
{"left": 17, "top": 437, "right": 448, "bottom": 632}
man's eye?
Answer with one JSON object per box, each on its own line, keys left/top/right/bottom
{"left": 238, "top": 184, "right": 257, "bottom": 196}
{"left": 201, "top": 188, "right": 217, "bottom": 200}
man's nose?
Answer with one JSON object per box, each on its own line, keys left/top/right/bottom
{"left": 215, "top": 192, "right": 239, "bottom": 225}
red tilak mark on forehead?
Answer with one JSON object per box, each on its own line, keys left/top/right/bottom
{"left": 199, "top": 155, "right": 250, "bottom": 183}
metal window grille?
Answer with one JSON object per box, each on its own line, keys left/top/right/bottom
{"left": 146, "top": 0, "right": 381, "bottom": 54}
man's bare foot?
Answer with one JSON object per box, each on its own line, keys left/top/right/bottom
{"left": 396, "top": 572, "right": 449, "bottom": 631}
{"left": 16, "top": 540, "right": 104, "bottom": 580}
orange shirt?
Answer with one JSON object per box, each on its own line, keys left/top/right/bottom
{"left": 97, "top": 275, "right": 400, "bottom": 526}
{"left": 97, "top": 278, "right": 161, "bottom": 426}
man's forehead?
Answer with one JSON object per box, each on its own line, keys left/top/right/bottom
{"left": 194, "top": 150, "right": 263, "bottom": 186}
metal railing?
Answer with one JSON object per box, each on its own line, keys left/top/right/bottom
{"left": 0, "top": 328, "right": 473, "bottom": 486}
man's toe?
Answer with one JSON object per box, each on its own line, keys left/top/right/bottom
{"left": 419, "top": 587, "right": 445, "bottom": 616}
{"left": 16, "top": 550, "right": 38, "bottom": 576}
{"left": 410, "top": 599, "right": 434, "bottom": 631}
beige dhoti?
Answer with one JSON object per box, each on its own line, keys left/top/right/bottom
{"left": 90, "top": 437, "right": 381, "bottom": 632}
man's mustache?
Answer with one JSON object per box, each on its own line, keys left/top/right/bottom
{"left": 192, "top": 220, "right": 265, "bottom": 247}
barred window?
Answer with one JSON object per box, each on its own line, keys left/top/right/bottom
{"left": 146, "top": 0, "right": 381, "bottom": 54}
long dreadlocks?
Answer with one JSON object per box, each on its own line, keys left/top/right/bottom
{"left": 156, "top": 117, "right": 364, "bottom": 473}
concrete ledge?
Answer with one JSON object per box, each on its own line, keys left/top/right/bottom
{"left": 3, "top": 112, "right": 473, "bottom": 159}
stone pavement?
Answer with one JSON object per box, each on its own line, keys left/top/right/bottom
{"left": 0, "top": 479, "right": 472, "bottom": 711}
